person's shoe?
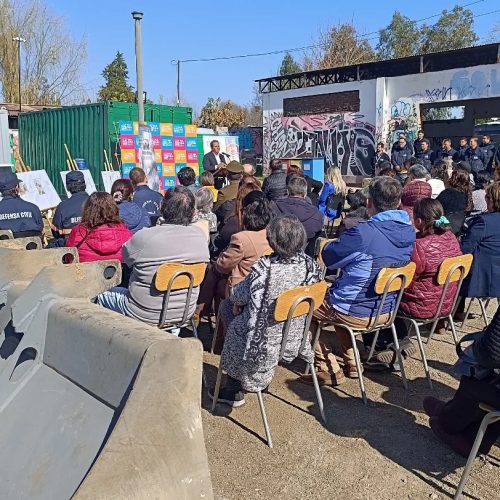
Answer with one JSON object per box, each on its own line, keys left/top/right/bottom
{"left": 364, "top": 359, "right": 392, "bottom": 372}
{"left": 435, "top": 319, "right": 448, "bottom": 335}
{"left": 423, "top": 396, "right": 445, "bottom": 417}
{"left": 299, "top": 370, "right": 345, "bottom": 387}
{"left": 429, "top": 417, "right": 471, "bottom": 458}
{"left": 399, "top": 337, "right": 416, "bottom": 358}
{"left": 208, "top": 387, "right": 245, "bottom": 408}
{"left": 343, "top": 365, "right": 361, "bottom": 379}
{"left": 371, "top": 348, "right": 396, "bottom": 365}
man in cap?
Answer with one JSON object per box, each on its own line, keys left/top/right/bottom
{"left": 50, "top": 170, "right": 88, "bottom": 246}
{"left": 214, "top": 160, "right": 243, "bottom": 210}
{"left": 129, "top": 167, "right": 163, "bottom": 224}
{"left": 0, "top": 170, "right": 43, "bottom": 238}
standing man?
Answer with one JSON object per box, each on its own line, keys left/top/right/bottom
{"left": 0, "top": 171, "right": 43, "bottom": 239}
{"left": 454, "top": 137, "right": 469, "bottom": 162}
{"left": 202, "top": 140, "right": 227, "bottom": 173}
{"left": 415, "top": 139, "right": 435, "bottom": 172}
{"left": 413, "top": 130, "right": 426, "bottom": 155}
{"left": 435, "top": 138, "right": 456, "bottom": 162}
{"left": 480, "top": 135, "right": 496, "bottom": 172}
{"left": 465, "top": 137, "right": 486, "bottom": 178}
{"left": 50, "top": 171, "right": 88, "bottom": 246}
{"left": 391, "top": 137, "right": 412, "bottom": 172}
{"left": 129, "top": 167, "right": 163, "bottom": 222}
{"left": 371, "top": 142, "right": 391, "bottom": 176}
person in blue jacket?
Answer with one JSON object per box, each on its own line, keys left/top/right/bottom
{"left": 301, "top": 176, "right": 415, "bottom": 386}
{"left": 111, "top": 178, "right": 150, "bottom": 233}
{"left": 318, "top": 166, "right": 347, "bottom": 221}
{"left": 391, "top": 136, "right": 413, "bottom": 171}
{"left": 129, "top": 167, "right": 163, "bottom": 223}
{"left": 465, "top": 137, "right": 486, "bottom": 178}
{"left": 0, "top": 170, "right": 43, "bottom": 239}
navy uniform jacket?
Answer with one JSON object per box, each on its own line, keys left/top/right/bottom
{"left": 480, "top": 143, "right": 496, "bottom": 170}
{"left": 0, "top": 195, "right": 43, "bottom": 237}
{"left": 415, "top": 149, "right": 435, "bottom": 172}
{"left": 435, "top": 148, "right": 456, "bottom": 162}
{"left": 52, "top": 191, "right": 88, "bottom": 230}
{"left": 132, "top": 185, "right": 163, "bottom": 217}
{"left": 465, "top": 147, "right": 486, "bottom": 174}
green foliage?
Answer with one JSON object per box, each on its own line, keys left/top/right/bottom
{"left": 98, "top": 51, "right": 135, "bottom": 102}
{"left": 199, "top": 97, "right": 245, "bottom": 129}
{"left": 376, "top": 12, "right": 420, "bottom": 59}
{"left": 279, "top": 52, "right": 301, "bottom": 75}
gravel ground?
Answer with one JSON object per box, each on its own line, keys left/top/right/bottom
{"left": 198, "top": 300, "right": 500, "bottom": 500}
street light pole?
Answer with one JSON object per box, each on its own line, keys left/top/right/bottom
{"left": 131, "top": 11, "right": 145, "bottom": 126}
{"left": 12, "top": 36, "right": 26, "bottom": 113}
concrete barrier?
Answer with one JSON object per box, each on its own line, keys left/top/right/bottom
{"left": 0, "top": 236, "right": 42, "bottom": 250}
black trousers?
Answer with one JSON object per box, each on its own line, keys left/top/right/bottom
{"left": 363, "top": 316, "right": 411, "bottom": 350}
{"left": 439, "top": 374, "right": 500, "bottom": 452}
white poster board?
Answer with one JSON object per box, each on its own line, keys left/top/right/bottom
{"left": 202, "top": 135, "right": 240, "bottom": 163}
{"left": 60, "top": 170, "right": 96, "bottom": 197}
{"left": 101, "top": 171, "right": 121, "bottom": 193}
{"left": 17, "top": 170, "right": 61, "bottom": 210}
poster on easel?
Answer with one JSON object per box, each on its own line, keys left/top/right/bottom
{"left": 119, "top": 121, "right": 198, "bottom": 191}
{"left": 16, "top": 170, "right": 61, "bottom": 210}
{"left": 60, "top": 170, "right": 96, "bottom": 197}
{"left": 101, "top": 171, "right": 121, "bottom": 193}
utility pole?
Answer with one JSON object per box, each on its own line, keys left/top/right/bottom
{"left": 12, "top": 36, "right": 26, "bottom": 113}
{"left": 176, "top": 60, "right": 180, "bottom": 106}
{"left": 131, "top": 11, "right": 145, "bottom": 125}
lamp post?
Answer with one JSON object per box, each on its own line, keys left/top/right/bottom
{"left": 131, "top": 11, "right": 145, "bottom": 126}
{"left": 12, "top": 36, "right": 26, "bottom": 113}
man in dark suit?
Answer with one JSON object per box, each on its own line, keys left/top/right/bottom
{"left": 202, "top": 139, "right": 227, "bottom": 173}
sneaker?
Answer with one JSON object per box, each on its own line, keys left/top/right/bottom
{"left": 299, "top": 370, "right": 345, "bottom": 387}
{"left": 429, "top": 416, "right": 471, "bottom": 458}
{"left": 399, "top": 337, "right": 416, "bottom": 358}
{"left": 208, "top": 387, "right": 246, "bottom": 408}
{"left": 423, "top": 396, "right": 445, "bottom": 418}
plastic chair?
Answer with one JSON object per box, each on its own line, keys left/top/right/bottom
{"left": 155, "top": 262, "right": 207, "bottom": 337}
{"left": 312, "top": 262, "right": 416, "bottom": 404}
{"left": 394, "top": 254, "right": 473, "bottom": 389}
{"left": 211, "top": 280, "right": 329, "bottom": 448}
{"left": 454, "top": 403, "right": 500, "bottom": 500}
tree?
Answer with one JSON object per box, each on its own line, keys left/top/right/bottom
{"left": 98, "top": 51, "right": 135, "bottom": 102}
{"left": 0, "top": 0, "right": 87, "bottom": 105}
{"left": 279, "top": 52, "right": 301, "bottom": 75}
{"left": 241, "top": 83, "right": 263, "bottom": 127}
{"left": 421, "top": 6, "right": 478, "bottom": 53}
{"left": 302, "top": 22, "right": 375, "bottom": 70}
{"left": 377, "top": 12, "right": 420, "bottom": 59}
{"left": 199, "top": 97, "right": 245, "bottom": 130}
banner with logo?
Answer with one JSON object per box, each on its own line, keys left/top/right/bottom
{"left": 119, "top": 121, "right": 198, "bottom": 191}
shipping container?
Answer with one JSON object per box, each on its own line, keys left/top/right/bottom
{"left": 19, "top": 101, "right": 192, "bottom": 194}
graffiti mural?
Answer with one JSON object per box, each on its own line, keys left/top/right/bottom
{"left": 263, "top": 112, "right": 375, "bottom": 176}
{"left": 386, "top": 99, "right": 419, "bottom": 145}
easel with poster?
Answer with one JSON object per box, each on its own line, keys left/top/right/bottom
{"left": 101, "top": 149, "right": 120, "bottom": 193}
{"left": 60, "top": 144, "right": 97, "bottom": 197}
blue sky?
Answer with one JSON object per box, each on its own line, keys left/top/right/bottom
{"left": 46, "top": 0, "right": 499, "bottom": 110}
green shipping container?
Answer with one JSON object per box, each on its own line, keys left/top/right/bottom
{"left": 19, "top": 101, "right": 192, "bottom": 194}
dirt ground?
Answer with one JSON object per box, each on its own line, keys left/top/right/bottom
{"left": 198, "top": 300, "right": 500, "bottom": 500}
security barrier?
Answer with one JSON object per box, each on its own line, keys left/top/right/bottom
{"left": 0, "top": 236, "right": 43, "bottom": 250}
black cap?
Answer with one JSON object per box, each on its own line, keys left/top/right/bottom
{"left": 66, "top": 170, "right": 85, "bottom": 185}
{"left": 0, "top": 171, "right": 20, "bottom": 191}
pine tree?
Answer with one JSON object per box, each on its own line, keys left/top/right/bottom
{"left": 279, "top": 52, "right": 301, "bottom": 75}
{"left": 98, "top": 51, "right": 135, "bottom": 102}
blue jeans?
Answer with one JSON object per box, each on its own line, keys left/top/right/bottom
{"left": 96, "top": 287, "right": 129, "bottom": 315}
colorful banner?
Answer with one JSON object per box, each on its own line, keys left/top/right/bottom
{"left": 119, "top": 121, "right": 198, "bottom": 192}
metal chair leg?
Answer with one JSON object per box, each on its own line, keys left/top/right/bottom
{"left": 454, "top": 412, "right": 499, "bottom": 499}
{"left": 347, "top": 328, "right": 367, "bottom": 405}
{"left": 191, "top": 318, "right": 207, "bottom": 386}
{"left": 478, "top": 298, "right": 489, "bottom": 327}
{"left": 461, "top": 298, "right": 474, "bottom": 329}
{"left": 305, "top": 321, "right": 322, "bottom": 376}
{"left": 448, "top": 314, "right": 459, "bottom": 345}
{"left": 309, "top": 363, "right": 327, "bottom": 423}
{"left": 211, "top": 358, "right": 224, "bottom": 412}
{"left": 210, "top": 310, "right": 221, "bottom": 354}
{"left": 367, "top": 329, "right": 380, "bottom": 361}
{"left": 426, "top": 318, "right": 440, "bottom": 345}
{"left": 391, "top": 323, "right": 408, "bottom": 390}
{"left": 411, "top": 320, "right": 433, "bottom": 390}
{"left": 256, "top": 390, "right": 273, "bottom": 448}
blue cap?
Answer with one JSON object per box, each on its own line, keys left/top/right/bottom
{"left": 0, "top": 171, "right": 20, "bottom": 192}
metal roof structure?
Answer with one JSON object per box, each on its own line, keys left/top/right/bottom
{"left": 256, "top": 43, "right": 500, "bottom": 94}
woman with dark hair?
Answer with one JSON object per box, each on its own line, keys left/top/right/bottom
{"left": 208, "top": 215, "right": 322, "bottom": 407}
{"left": 428, "top": 161, "right": 449, "bottom": 199}
{"left": 67, "top": 192, "right": 132, "bottom": 262}
{"left": 111, "top": 178, "right": 150, "bottom": 233}
{"left": 436, "top": 169, "right": 473, "bottom": 234}
{"left": 471, "top": 170, "right": 491, "bottom": 215}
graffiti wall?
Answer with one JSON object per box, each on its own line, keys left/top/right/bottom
{"left": 263, "top": 112, "right": 375, "bottom": 176}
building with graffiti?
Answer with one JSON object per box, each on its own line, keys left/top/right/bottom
{"left": 257, "top": 43, "right": 500, "bottom": 179}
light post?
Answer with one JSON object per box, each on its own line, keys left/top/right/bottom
{"left": 131, "top": 11, "right": 145, "bottom": 125}
{"left": 12, "top": 36, "right": 26, "bottom": 112}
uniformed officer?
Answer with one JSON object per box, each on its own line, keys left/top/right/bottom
{"left": 50, "top": 170, "right": 88, "bottom": 246}
{"left": 129, "top": 167, "right": 163, "bottom": 224}
{"left": 0, "top": 170, "right": 43, "bottom": 238}
{"left": 213, "top": 160, "right": 243, "bottom": 210}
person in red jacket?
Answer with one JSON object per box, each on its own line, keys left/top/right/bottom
{"left": 67, "top": 192, "right": 132, "bottom": 263}
{"left": 369, "top": 197, "right": 462, "bottom": 367}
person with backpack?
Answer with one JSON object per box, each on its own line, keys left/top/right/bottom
{"left": 318, "top": 166, "right": 347, "bottom": 221}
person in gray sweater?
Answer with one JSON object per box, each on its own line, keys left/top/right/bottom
{"left": 97, "top": 186, "right": 209, "bottom": 327}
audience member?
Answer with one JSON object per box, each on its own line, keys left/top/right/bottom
{"left": 428, "top": 162, "right": 449, "bottom": 199}
{"left": 286, "top": 164, "right": 322, "bottom": 205}
{"left": 318, "top": 166, "right": 347, "bottom": 221}
{"left": 275, "top": 176, "right": 323, "bottom": 256}
{"left": 192, "top": 187, "right": 218, "bottom": 241}
{"left": 415, "top": 139, "right": 434, "bottom": 172}
{"left": 379, "top": 166, "right": 396, "bottom": 177}
{"left": 372, "top": 142, "right": 391, "bottom": 176}
{"left": 471, "top": 171, "right": 491, "bottom": 216}
{"left": 97, "top": 187, "right": 209, "bottom": 326}
{"left": 177, "top": 166, "right": 199, "bottom": 194}
{"left": 67, "top": 192, "right": 132, "bottom": 263}
{"left": 214, "top": 161, "right": 244, "bottom": 209}
{"left": 240, "top": 174, "right": 261, "bottom": 188}
{"left": 129, "top": 167, "right": 163, "bottom": 220}
{"left": 242, "top": 162, "right": 256, "bottom": 176}
{"left": 262, "top": 159, "right": 287, "bottom": 201}
{"left": 200, "top": 171, "right": 219, "bottom": 202}
{"left": 301, "top": 177, "right": 415, "bottom": 386}
{"left": 337, "top": 188, "right": 369, "bottom": 235}
{"left": 50, "top": 170, "right": 88, "bottom": 246}
{"left": 111, "top": 178, "right": 150, "bottom": 234}
{"left": 424, "top": 307, "right": 500, "bottom": 458}
{"left": 400, "top": 164, "right": 432, "bottom": 223}
{"left": 208, "top": 215, "right": 322, "bottom": 407}
{"left": 0, "top": 171, "right": 43, "bottom": 239}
